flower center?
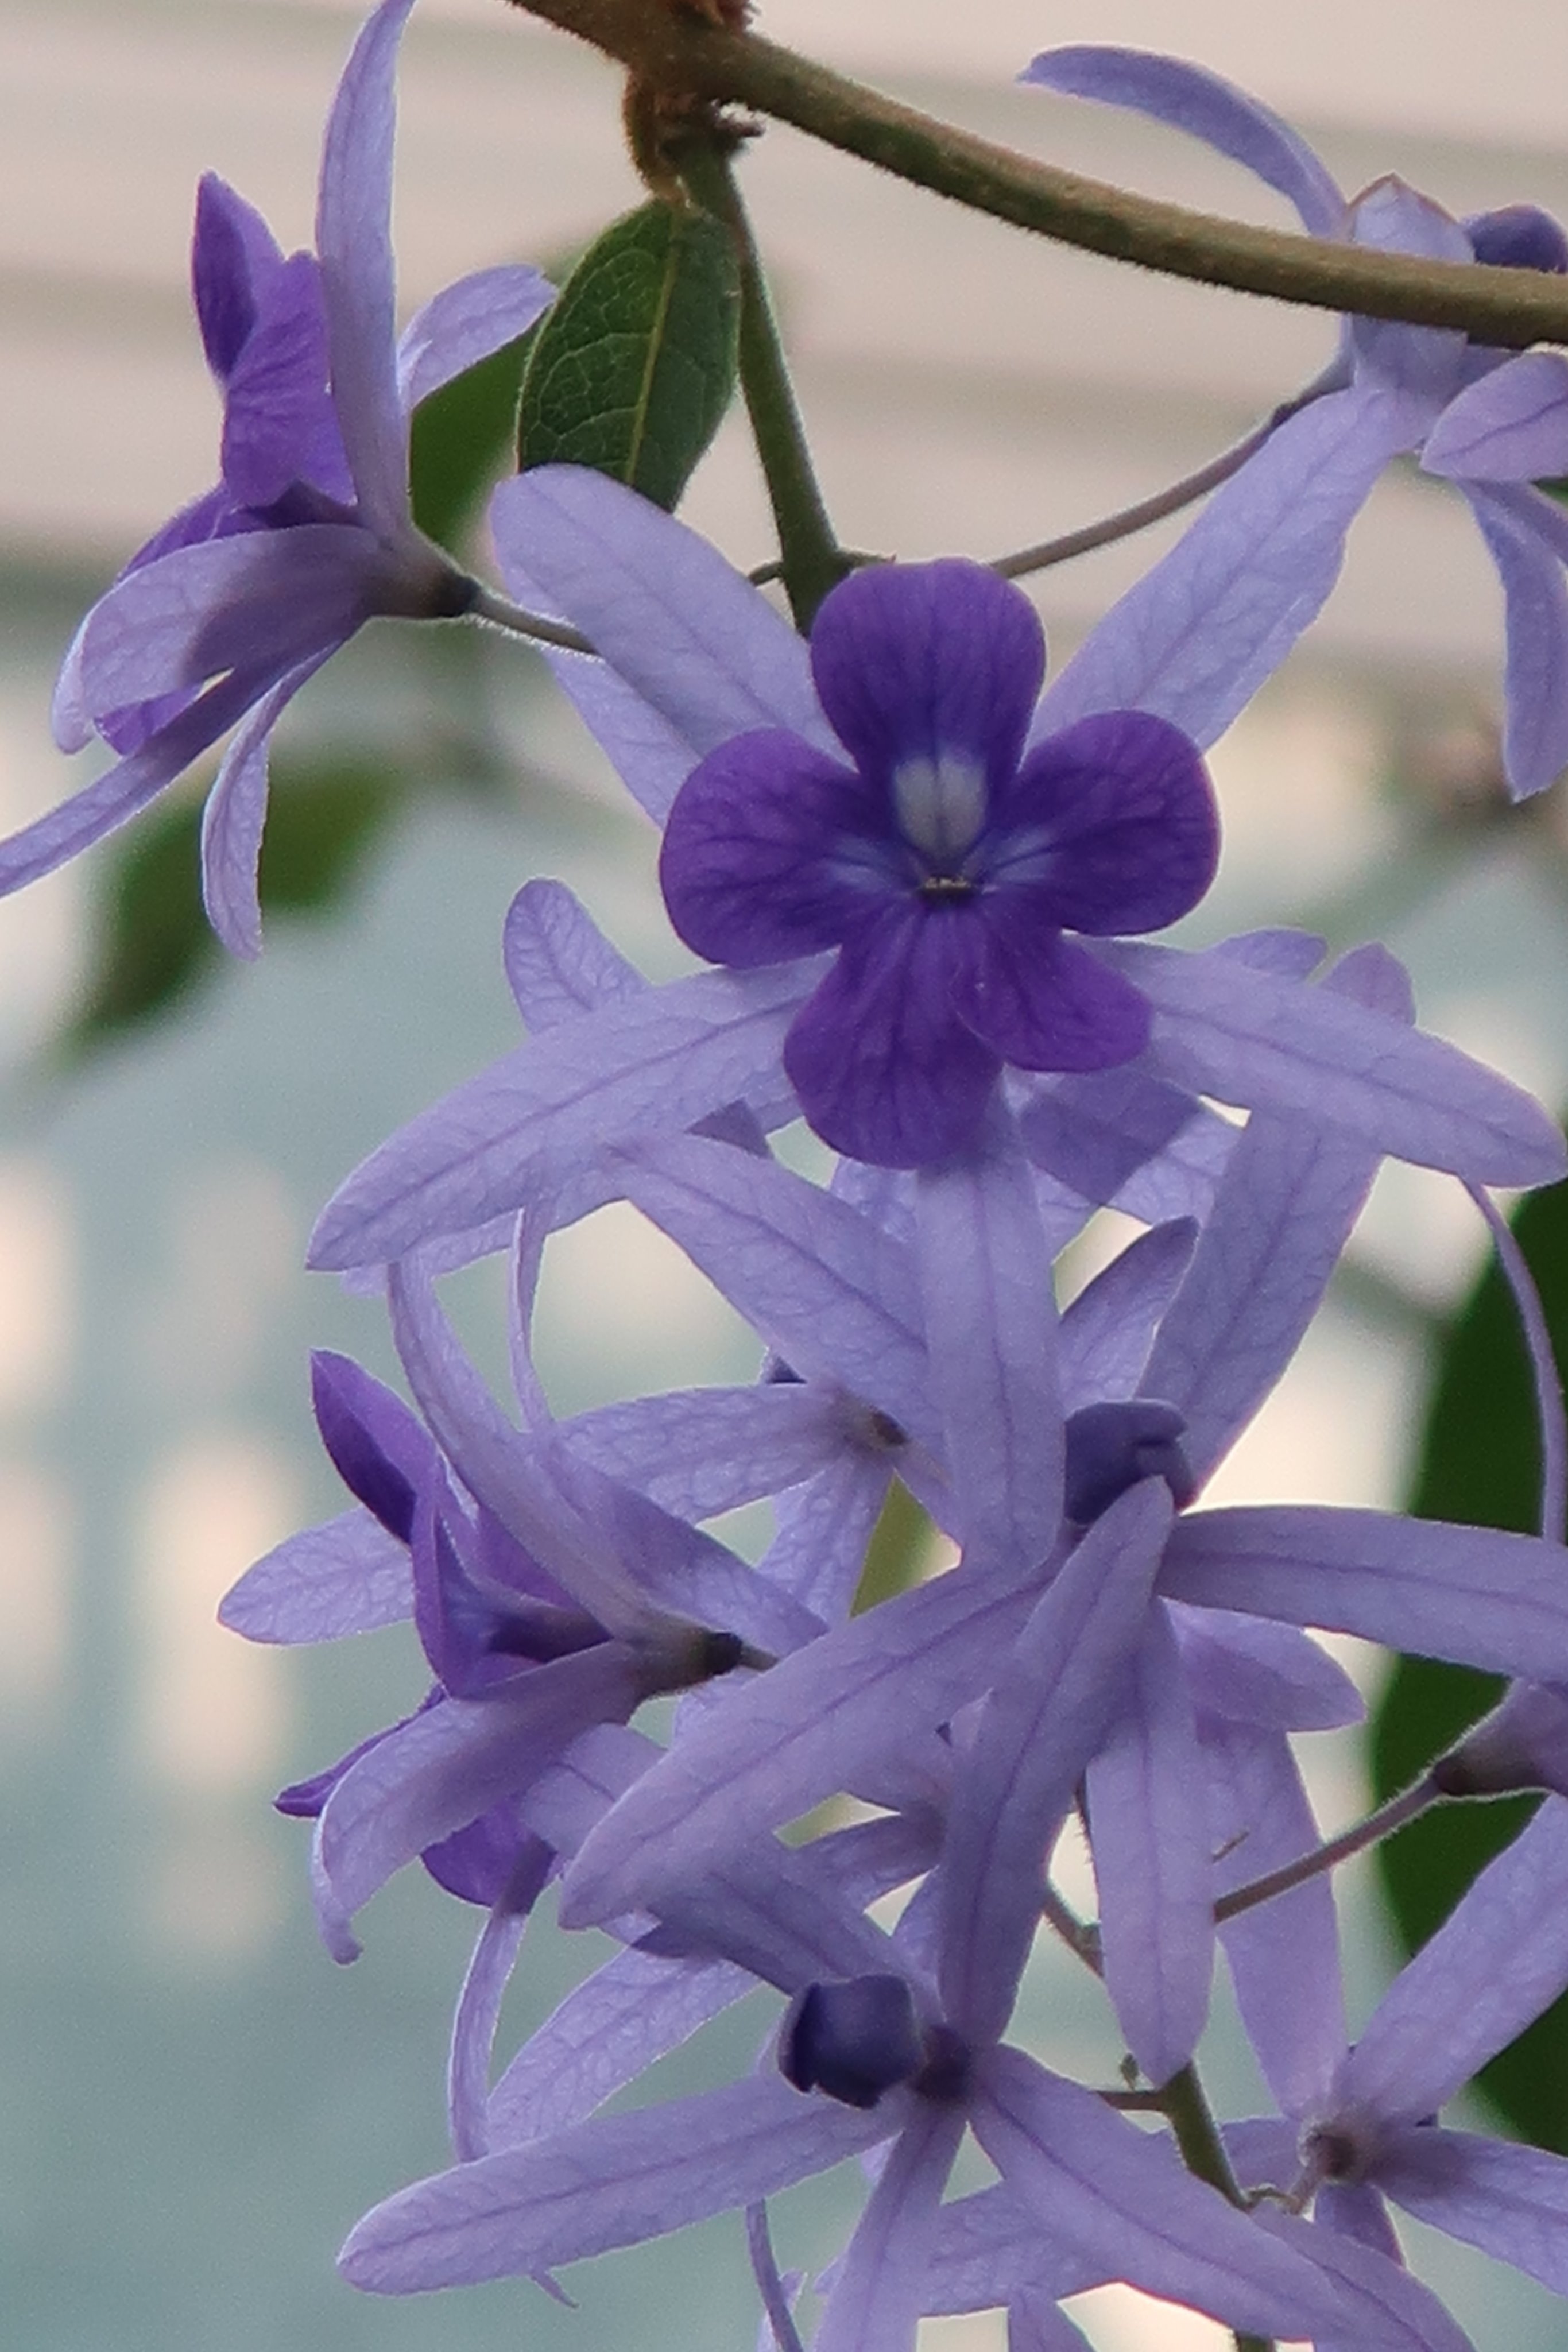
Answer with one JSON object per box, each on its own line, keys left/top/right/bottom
{"left": 892, "top": 751, "right": 988, "bottom": 875}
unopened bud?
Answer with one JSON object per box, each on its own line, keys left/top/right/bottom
{"left": 780, "top": 1975, "right": 925, "bottom": 2109}
{"left": 1432, "top": 1681, "right": 1568, "bottom": 1799}
{"left": 1064, "top": 1399, "right": 1194, "bottom": 1526}
{"left": 1465, "top": 204, "right": 1568, "bottom": 275}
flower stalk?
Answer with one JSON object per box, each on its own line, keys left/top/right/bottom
{"left": 678, "top": 138, "right": 851, "bottom": 628}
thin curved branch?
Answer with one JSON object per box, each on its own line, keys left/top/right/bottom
{"left": 504, "top": 0, "right": 1568, "bottom": 349}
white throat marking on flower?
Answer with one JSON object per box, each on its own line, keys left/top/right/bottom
{"left": 892, "top": 752, "right": 988, "bottom": 873}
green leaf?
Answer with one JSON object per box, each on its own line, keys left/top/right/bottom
{"left": 1370, "top": 1173, "right": 1568, "bottom": 2150}
{"left": 53, "top": 756, "right": 409, "bottom": 1064}
{"left": 516, "top": 200, "right": 740, "bottom": 512}
{"left": 851, "top": 1480, "right": 936, "bottom": 1614}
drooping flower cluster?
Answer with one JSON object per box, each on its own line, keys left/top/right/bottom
{"left": 222, "top": 463, "right": 1568, "bottom": 2342}
{"left": 29, "top": 5, "right": 1568, "bottom": 2347}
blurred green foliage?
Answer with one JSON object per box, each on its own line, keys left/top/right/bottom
{"left": 410, "top": 324, "right": 542, "bottom": 558}
{"left": 55, "top": 756, "right": 411, "bottom": 1062}
{"left": 1370, "top": 1175, "right": 1568, "bottom": 2151}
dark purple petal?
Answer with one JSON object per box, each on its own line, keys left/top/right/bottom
{"left": 1464, "top": 204, "right": 1568, "bottom": 275}
{"left": 950, "top": 918, "right": 1151, "bottom": 1074}
{"left": 192, "top": 172, "right": 284, "bottom": 381}
{"left": 779, "top": 1976, "right": 926, "bottom": 2109}
{"left": 423, "top": 1812, "right": 548, "bottom": 1910}
{"left": 810, "top": 560, "right": 1044, "bottom": 792}
{"left": 220, "top": 250, "right": 352, "bottom": 509}
{"left": 660, "top": 730, "right": 884, "bottom": 966}
{"left": 993, "top": 711, "right": 1219, "bottom": 934}
{"left": 1063, "top": 1400, "right": 1193, "bottom": 1524}
{"left": 784, "top": 905, "right": 1001, "bottom": 1166}
{"left": 311, "top": 1349, "right": 434, "bottom": 1541}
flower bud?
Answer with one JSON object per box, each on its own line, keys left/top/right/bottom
{"left": 779, "top": 1976, "right": 926, "bottom": 2109}
{"left": 1063, "top": 1399, "right": 1194, "bottom": 1526}
{"left": 1432, "top": 1680, "right": 1568, "bottom": 1798}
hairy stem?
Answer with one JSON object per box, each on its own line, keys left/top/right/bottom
{"left": 469, "top": 582, "right": 595, "bottom": 655}
{"left": 1158, "top": 2067, "right": 1274, "bottom": 2352}
{"left": 1214, "top": 1774, "right": 1442, "bottom": 1922}
{"left": 1048, "top": 1883, "right": 1272, "bottom": 2350}
{"left": 505, "top": 0, "right": 1568, "bottom": 347}
{"left": 680, "top": 141, "right": 849, "bottom": 627}
{"left": 988, "top": 377, "right": 1329, "bottom": 577}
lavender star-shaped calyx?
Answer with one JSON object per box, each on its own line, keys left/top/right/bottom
{"left": 658, "top": 559, "right": 1219, "bottom": 1167}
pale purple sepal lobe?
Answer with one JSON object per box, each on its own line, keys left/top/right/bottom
{"left": 1020, "top": 48, "right": 1345, "bottom": 237}
{"left": 1337, "top": 1797, "right": 1568, "bottom": 2122}
{"left": 938, "top": 1480, "right": 1172, "bottom": 2045}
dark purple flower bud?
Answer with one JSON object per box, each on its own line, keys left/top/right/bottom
{"left": 1063, "top": 1398, "right": 1194, "bottom": 1525}
{"left": 779, "top": 1975, "right": 927, "bottom": 2109}
{"left": 1431, "top": 1680, "right": 1568, "bottom": 1798}
{"left": 310, "top": 1350, "right": 433, "bottom": 1542}
{"left": 660, "top": 559, "right": 1219, "bottom": 1167}
{"left": 1464, "top": 205, "right": 1568, "bottom": 276}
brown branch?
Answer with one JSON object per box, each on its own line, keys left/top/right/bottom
{"left": 505, "top": 0, "right": 1568, "bottom": 348}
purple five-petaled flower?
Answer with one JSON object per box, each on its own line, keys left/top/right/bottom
{"left": 18, "top": 0, "right": 553, "bottom": 955}
{"left": 659, "top": 559, "right": 1219, "bottom": 1166}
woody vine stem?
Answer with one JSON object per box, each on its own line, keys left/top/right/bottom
{"left": 506, "top": 0, "right": 1568, "bottom": 345}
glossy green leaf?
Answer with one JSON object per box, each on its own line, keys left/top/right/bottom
{"left": 54, "top": 757, "right": 408, "bottom": 1064}
{"left": 1370, "top": 1173, "right": 1568, "bottom": 2150}
{"left": 516, "top": 200, "right": 740, "bottom": 512}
